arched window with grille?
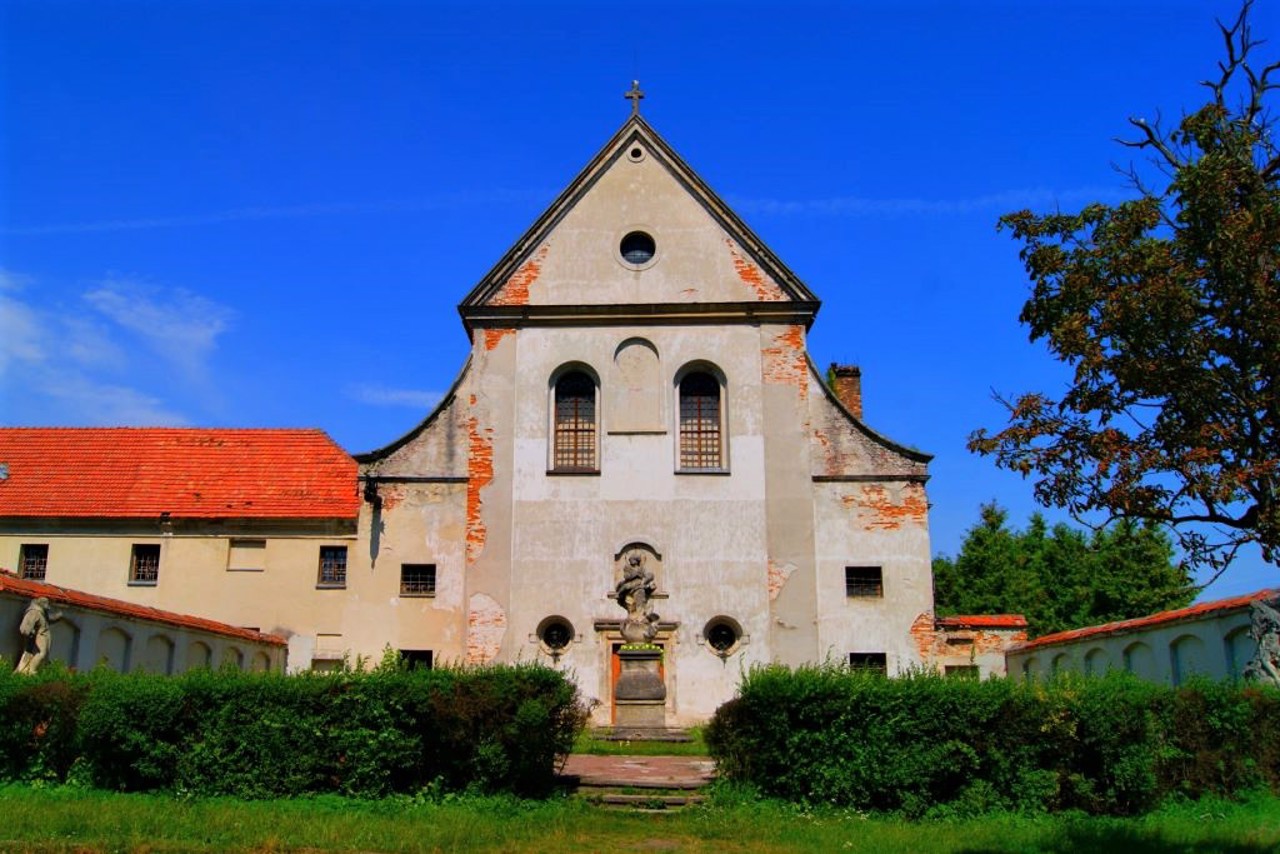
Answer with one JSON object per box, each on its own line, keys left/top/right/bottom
{"left": 553, "top": 370, "right": 597, "bottom": 472}
{"left": 678, "top": 370, "right": 723, "bottom": 470}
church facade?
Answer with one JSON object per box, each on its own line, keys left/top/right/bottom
{"left": 1, "top": 114, "right": 944, "bottom": 723}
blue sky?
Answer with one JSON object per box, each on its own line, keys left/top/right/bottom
{"left": 2, "top": 1, "right": 1275, "bottom": 600}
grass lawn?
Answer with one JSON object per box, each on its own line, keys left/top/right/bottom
{"left": 2, "top": 784, "right": 1280, "bottom": 853}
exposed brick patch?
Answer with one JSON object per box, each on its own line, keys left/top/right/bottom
{"left": 766, "top": 559, "right": 796, "bottom": 601}
{"left": 844, "top": 482, "right": 929, "bottom": 531}
{"left": 483, "top": 328, "right": 515, "bottom": 352}
{"left": 910, "top": 612, "right": 936, "bottom": 662}
{"left": 761, "top": 324, "right": 808, "bottom": 400}
{"left": 726, "top": 239, "right": 784, "bottom": 301}
{"left": 466, "top": 410, "right": 494, "bottom": 566}
{"left": 491, "top": 244, "right": 549, "bottom": 306}
{"left": 465, "top": 592, "right": 507, "bottom": 664}
{"left": 376, "top": 483, "right": 405, "bottom": 512}
{"left": 910, "top": 611, "right": 1027, "bottom": 670}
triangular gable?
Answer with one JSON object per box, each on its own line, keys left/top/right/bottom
{"left": 459, "top": 115, "right": 820, "bottom": 320}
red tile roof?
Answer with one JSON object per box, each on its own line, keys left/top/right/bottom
{"left": 0, "top": 570, "right": 286, "bottom": 646}
{"left": 0, "top": 428, "right": 358, "bottom": 519}
{"left": 1013, "top": 588, "right": 1279, "bottom": 653}
{"left": 935, "top": 614, "right": 1028, "bottom": 629}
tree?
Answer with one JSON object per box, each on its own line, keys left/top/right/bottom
{"left": 933, "top": 502, "right": 1194, "bottom": 637}
{"left": 969, "top": 2, "right": 1280, "bottom": 576}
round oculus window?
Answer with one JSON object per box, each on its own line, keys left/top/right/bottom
{"left": 539, "top": 618, "right": 573, "bottom": 651}
{"left": 704, "top": 617, "right": 742, "bottom": 654}
{"left": 620, "top": 231, "right": 656, "bottom": 266}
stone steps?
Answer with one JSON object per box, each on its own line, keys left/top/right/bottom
{"left": 558, "top": 753, "right": 716, "bottom": 812}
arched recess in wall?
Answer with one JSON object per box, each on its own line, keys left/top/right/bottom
{"left": 1083, "top": 647, "right": 1109, "bottom": 676}
{"left": 250, "top": 651, "right": 271, "bottom": 673}
{"left": 50, "top": 618, "right": 80, "bottom": 669}
{"left": 1021, "top": 657, "right": 1038, "bottom": 680}
{"left": 609, "top": 338, "right": 663, "bottom": 432}
{"left": 1223, "top": 625, "right": 1254, "bottom": 679}
{"left": 222, "top": 646, "right": 244, "bottom": 671}
{"left": 141, "top": 634, "right": 175, "bottom": 675}
{"left": 613, "top": 541, "right": 664, "bottom": 596}
{"left": 548, "top": 362, "right": 601, "bottom": 473}
{"left": 187, "top": 640, "right": 212, "bottom": 671}
{"left": 1170, "top": 633, "right": 1209, "bottom": 685}
{"left": 673, "top": 361, "right": 728, "bottom": 472}
{"left": 1123, "top": 641, "right": 1156, "bottom": 680}
{"left": 1051, "top": 652, "right": 1070, "bottom": 675}
{"left": 97, "top": 627, "right": 131, "bottom": 672}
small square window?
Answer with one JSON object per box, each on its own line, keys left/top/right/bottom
{"left": 946, "top": 665, "right": 980, "bottom": 680}
{"left": 130, "top": 544, "right": 161, "bottom": 585}
{"left": 849, "top": 652, "right": 888, "bottom": 675}
{"left": 399, "top": 649, "right": 433, "bottom": 671}
{"left": 400, "top": 563, "right": 436, "bottom": 597}
{"left": 845, "top": 566, "right": 883, "bottom": 598}
{"left": 19, "top": 544, "right": 48, "bottom": 581}
{"left": 317, "top": 546, "right": 347, "bottom": 588}
{"left": 227, "top": 538, "right": 266, "bottom": 571}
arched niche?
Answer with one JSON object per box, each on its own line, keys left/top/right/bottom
{"left": 221, "top": 646, "right": 244, "bottom": 671}
{"left": 186, "top": 640, "right": 212, "bottom": 672}
{"left": 1084, "top": 647, "right": 1109, "bottom": 677}
{"left": 97, "top": 627, "right": 131, "bottom": 672}
{"left": 1051, "top": 652, "right": 1069, "bottom": 675}
{"left": 613, "top": 542, "right": 664, "bottom": 595}
{"left": 1224, "top": 625, "right": 1255, "bottom": 679}
{"left": 141, "top": 634, "right": 175, "bottom": 675}
{"left": 609, "top": 338, "right": 663, "bottom": 433}
{"left": 50, "top": 618, "right": 81, "bottom": 669}
{"left": 1123, "top": 641, "right": 1156, "bottom": 679}
{"left": 1170, "top": 633, "right": 1209, "bottom": 685}
{"left": 250, "top": 651, "right": 271, "bottom": 673}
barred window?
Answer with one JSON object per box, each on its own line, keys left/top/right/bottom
{"left": 553, "top": 371, "right": 597, "bottom": 471}
{"left": 845, "top": 566, "right": 883, "bottom": 598}
{"left": 130, "top": 544, "right": 160, "bottom": 585}
{"left": 317, "top": 546, "right": 347, "bottom": 588}
{"left": 678, "top": 371, "right": 722, "bottom": 470}
{"left": 19, "top": 544, "right": 48, "bottom": 581}
{"left": 849, "top": 652, "right": 887, "bottom": 675}
{"left": 400, "top": 563, "right": 437, "bottom": 597}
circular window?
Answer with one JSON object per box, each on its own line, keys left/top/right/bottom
{"left": 619, "top": 231, "right": 656, "bottom": 266}
{"left": 627, "top": 145, "right": 646, "bottom": 163}
{"left": 538, "top": 617, "right": 574, "bottom": 652}
{"left": 703, "top": 616, "right": 743, "bottom": 656}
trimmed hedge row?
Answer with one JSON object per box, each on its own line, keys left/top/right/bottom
{"left": 705, "top": 665, "right": 1280, "bottom": 816}
{"left": 0, "top": 663, "right": 588, "bottom": 798}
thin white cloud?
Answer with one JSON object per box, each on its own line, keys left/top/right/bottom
{"left": 0, "top": 294, "right": 46, "bottom": 373}
{"left": 347, "top": 384, "right": 442, "bottom": 409}
{"left": 0, "top": 269, "right": 34, "bottom": 292}
{"left": 0, "top": 190, "right": 549, "bottom": 236}
{"left": 729, "top": 186, "right": 1134, "bottom": 217}
{"left": 38, "top": 373, "right": 190, "bottom": 426}
{"left": 84, "top": 277, "right": 233, "bottom": 384}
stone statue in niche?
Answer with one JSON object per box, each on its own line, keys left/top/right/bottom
{"left": 15, "top": 597, "right": 62, "bottom": 675}
{"left": 615, "top": 550, "right": 660, "bottom": 643}
{"left": 1244, "top": 597, "right": 1280, "bottom": 687}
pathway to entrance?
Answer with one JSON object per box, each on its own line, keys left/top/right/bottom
{"left": 560, "top": 754, "right": 716, "bottom": 789}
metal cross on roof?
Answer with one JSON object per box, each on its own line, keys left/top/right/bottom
{"left": 624, "top": 80, "right": 645, "bottom": 115}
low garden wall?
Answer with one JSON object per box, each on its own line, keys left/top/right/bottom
{"left": 0, "top": 663, "right": 587, "bottom": 798}
{"left": 706, "top": 664, "right": 1280, "bottom": 816}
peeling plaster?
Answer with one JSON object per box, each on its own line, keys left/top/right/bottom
{"left": 844, "top": 482, "right": 929, "bottom": 531}
{"left": 767, "top": 559, "right": 796, "bottom": 602}
{"left": 726, "top": 239, "right": 784, "bottom": 301}
{"left": 465, "top": 592, "right": 507, "bottom": 664}
{"left": 490, "top": 244, "right": 549, "bottom": 306}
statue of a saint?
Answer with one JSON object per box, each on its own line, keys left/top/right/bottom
{"left": 15, "top": 597, "right": 62, "bottom": 675}
{"left": 615, "top": 551, "right": 659, "bottom": 643}
{"left": 1244, "top": 597, "right": 1280, "bottom": 687}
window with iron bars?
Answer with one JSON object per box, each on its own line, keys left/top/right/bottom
{"left": 317, "top": 546, "right": 347, "bottom": 588}
{"left": 849, "top": 652, "right": 888, "bottom": 675}
{"left": 130, "top": 544, "right": 160, "bottom": 585}
{"left": 845, "top": 566, "right": 883, "bottom": 598}
{"left": 553, "top": 371, "right": 597, "bottom": 471}
{"left": 19, "top": 544, "right": 48, "bottom": 581}
{"left": 678, "top": 371, "right": 721, "bottom": 470}
{"left": 400, "top": 563, "right": 437, "bottom": 597}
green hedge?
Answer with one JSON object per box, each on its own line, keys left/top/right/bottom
{"left": 0, "top": 663, "right": 587, "bottom": 799}
{"left": 705, "top": 665, "right": 1280, "bottom": 816}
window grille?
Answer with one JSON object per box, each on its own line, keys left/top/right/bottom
{"left": 400, "top": 563, "right": 437, "bottom": 596}
{"left": 19, "top": 544, "right": 48, "bottom": 581}
{"left": 130, "top": 544, "right": 161, "bottom": 584}
{"left": 317, "top": 546, "right": 347, "bottom": 587}
{"left": 849, "top": 652, "right": 887, "bottom": 675}
{"left": 678, "top": 371, "right": 721, "bottom": 469}
{"left": 553, "top": 371, "right": 597, "bottom": 471}
{"left": 845, "top": 566, "right": 883, "bottom": 598}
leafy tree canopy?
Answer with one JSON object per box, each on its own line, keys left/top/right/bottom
{"left": 969, "top": 2, "right": 1280, "bottom": 575}
{"left": 933, "top": 502, "right": 1194, "bottom": 637}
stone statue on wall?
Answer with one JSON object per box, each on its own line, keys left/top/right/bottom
{"left": 15, "top": 597, "right": 62, "bottom": 675}
{"left": 615, "top": 550, "right": 660, "bottom": 643}
{"left": 1244, "top": 597, "right": 1280, "bottom": 687}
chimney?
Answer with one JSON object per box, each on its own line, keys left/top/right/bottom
{"left": 830, "top": 364, "right": 862, "bottom": 419}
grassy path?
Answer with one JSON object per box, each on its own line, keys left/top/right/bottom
{"left": 1, "top": 784, "right": 1279, "bottom": 853}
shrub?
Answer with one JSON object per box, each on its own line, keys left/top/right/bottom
{"left": 706, "top": 664, "right": 1280, "bottom": 816}
{"left": 0, "top": 662, "right": 587, "bottom": 799}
